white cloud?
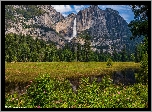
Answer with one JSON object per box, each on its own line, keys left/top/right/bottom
{"left": 74, "top": 5, "right": 86, "bottom": 12}
{"left": 51, "top": 5, "right": 133, "bottom": 23}
{"left": 62, "top": 13, "right": 68, "bottom": 17}
{"left": 99, "top": 5, "right": 131, "bottom": 11}
{"left": 74, "top": 5, "right": 84, "bottom": 12}
{"left": 51, "top": 5, "right": 73, "bottom": 13}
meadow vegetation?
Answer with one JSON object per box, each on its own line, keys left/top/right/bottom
{"left": 5, "top": 62, "right": 148, "bottom": 108}
{"left": 5, "top": 73, "right": 148, "bottom": 108}
{"left": 5, "top": 62, "right": 140, "bottom": 82}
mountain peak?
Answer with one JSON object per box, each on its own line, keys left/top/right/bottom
{"left": 90, "top": 5, "right": 99, "bottom": 9}
{"left": 67, "top": 13, "right": 76, "bottom": 17}
{"left": 105, "top": 8, "right": 119, "bottom": 14}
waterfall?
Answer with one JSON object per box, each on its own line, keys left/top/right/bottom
{"left": 68, "top": 18, "right": 77, "bottom": 42}
{"left": 73, "top": 18, "right": 77, "bottom": 38}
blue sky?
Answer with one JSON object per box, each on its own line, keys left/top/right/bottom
{"left": 51, "top": 5, "right": 134, "bottom": 23}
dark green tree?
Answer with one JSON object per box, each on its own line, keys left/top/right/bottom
{"left": 80, "top": 32, "right": 92, "bottom": 62}
{"left": 128, "top": 5, "right": 149, "bottom": 83}
{"left": 112, "top": 48, "right": 118, "bottom": 62}
{"left": 76, "top": 43, "right": 83, "bottom": 61}
{"left": 134, "top": 43, "right": 144, "bottom": 62}
{"left": 128, "top": 5, "right": 148, "bottom": 54}
{"left": 128, "top": 5, "right": 148, "bottom": 39}
{"left": 120, "top": 45, "right": 128, "bottom": 62}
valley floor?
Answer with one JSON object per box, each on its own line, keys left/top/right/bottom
{"left": 5, "top": 62, "right": 148, "bottom": 108}
{"left": 5, "top": 62, "right": 140, "bottom": 82}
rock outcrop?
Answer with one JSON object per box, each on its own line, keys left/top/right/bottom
{"left": 5, "top": 5, "right": 66, "bottom": 47}
{"left": 55, "top": 13, "right": 76, "bottom": 38}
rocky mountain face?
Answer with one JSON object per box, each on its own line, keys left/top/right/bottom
{"left": 5, "top": 5, "right": 138, "bottom": 53}
{"left": 55, "top": 13, "right": 76, "bottom": 38}
{"left": 5, "top": 5, "right": 66, "bottom": 48}
{"left": 54, "top": 5, "right": 136, "bottom": 53}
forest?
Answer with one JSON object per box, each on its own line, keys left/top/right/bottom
{"left": 5, "top": 32, "right": 145, "bottom": 63}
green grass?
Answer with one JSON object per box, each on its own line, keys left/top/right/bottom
{"left": 5, "top": 62, "right": 141, "bottom": 82}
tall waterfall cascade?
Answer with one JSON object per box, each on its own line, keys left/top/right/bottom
{"left": 73, "top": 18, "right": 77, "bottom": 38}
{"left": 68, "top": 18, "right": 77, "bottom": 42}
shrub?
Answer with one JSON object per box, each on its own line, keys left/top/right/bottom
{"left": 26, "top": 74, "right": 58, "bottom": 108}
{"left": 140, "top": 53, "right": 148, "bottom": 83}
{"left": 5, "top": 74, "right": 148, "bottom": 108}
{"left": 135, "top": 53, "right": 148, "bottom": 84}
{"left": 106, "top": 58, "right": 113, "bottom": 67}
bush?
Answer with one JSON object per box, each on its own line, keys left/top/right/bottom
{"left": 5, "top": 74, "right": 148, "bottom": 108}
{"left": 26, "top": 74, "right": 55, "bottom": 107}
{"left": 138, "top": 52, "right": 148, "bottom": 84}
{"left": 25, "top": 74, "right": 75, "bottom": 108}
{"left": 106, "top": 58, "right": 113, "bottom": 67}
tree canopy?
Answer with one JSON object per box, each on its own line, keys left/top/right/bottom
{"left": 128, "top": 5, "right": 149, "bottom": 84}
{"left": 5, "top": 33, "right": 134, "bottom": 62}
{"left": 128, "top": 5, "right": 148, "bottom": 40}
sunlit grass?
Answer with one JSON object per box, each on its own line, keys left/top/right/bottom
{"left": 5, "top": 62, "right": 141, "bottom": 83}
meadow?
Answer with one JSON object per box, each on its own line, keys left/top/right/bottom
{"left": 5, "top": 62, "right": 140, "bottom": 82}
{"left": 5, "top": 62, "right": 148, "bottom": 108}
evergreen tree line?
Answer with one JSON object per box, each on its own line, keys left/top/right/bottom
{"left": 5, "top": 33, "right": 143, "bottom": 62}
